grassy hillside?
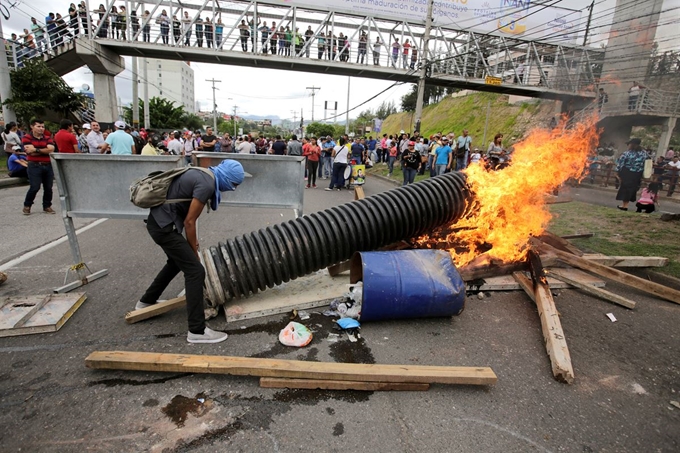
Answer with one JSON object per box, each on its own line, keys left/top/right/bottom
{"left": 380, "top": 92, "right": 556, "bottom": 147}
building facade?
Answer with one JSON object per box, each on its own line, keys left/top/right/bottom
{"left": 145, "top": 59, "right": 195, "bottom": 113}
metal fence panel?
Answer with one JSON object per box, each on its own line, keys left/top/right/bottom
{"left": 192, "top": 153, "right": 306, "bottom": 216}
{"left": 51, "top": 154, "right": 185, "bottom": 219}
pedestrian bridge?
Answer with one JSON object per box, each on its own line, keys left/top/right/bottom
{"left": 9, "top": 0, "right": 604, "bottom": 118}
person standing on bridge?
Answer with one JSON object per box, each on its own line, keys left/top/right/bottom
{"left": 68, "top": 3, "right": 79, "bottom": 37}
{"left": 357, "top": 31, "right": 367, "bottom": 64}
{"left": 142, "top": 10, "right": 151, "bottom": 42}
{"left": 195, "top": 16, "right": 204, "bottom": 47}
{"left": 157, "top": 10, "right": 170, "bottom": 45}
{"left": 391, "top": 37, "right": 400, "bottom": 66}
{"left": 259, "top": 21, "right": 269, "bottom": 53}
{"left": 372, "top": 37, "right": 382, "bottom": 66}
{"left": 30, "top": 18, "right": 46, "bottom": 53}
{"left": 182, "top": 11, "right": 192, "bottom": 46}
{"left": 215, "top": 17, "right": 224, "bottom": 48}
{"left": 304, "top": 26, "right": 313, "bottom": 57}
{"left": 238, "top": 20, "right": 249, "bottom": 52}
{"left": 172, "top": 14, "right": 181, "bottom": 44}
{"left": 78, "top": 2, "right": 89, "bottom": 36}
{"left": 317, "top": 31, "right": 325, "bottom": 59}
{"left": 402, "top": 39, "right": 411, "bottom": 69}
{"left": 136, "top": 159, "right": 245, "bottom": 344}
{"left": 204, "top": 17, "right": 214, "bottom": 48}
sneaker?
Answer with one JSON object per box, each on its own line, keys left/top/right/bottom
{"left": 43, "top": 207, "right": 56, "bottom": 214}
{"left": 312, "top": 185, "right": 317, "bottom": 188}
{"left": 187, "top": 326, "right": 228, "bottom": 344}
{"left": 324, "top": 187, "right": 333, "bottom": 191}
{"left": 304, "top": 177, "right": 308, "bottom": 180}
{"left": 135, "top": 300, "right": 155, "bottom": 310}
{"left": 22, "top": 206, "right": 30, "bottom": 215}
{"left": 305, "top": 185, "right": 310, "bottom": 189}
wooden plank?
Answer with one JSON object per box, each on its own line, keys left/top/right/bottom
{"left": 12, "top": 295, "right": 51, "bottom": 328}
{"left": 547, "top": 268, "right": 636, "bottom": 310}
{"left": 125, "top": 296, "right": 187, "bottom": 324}
{"left": 541, "top": 245, "right": 680, "bottom": 306}
{"left": 582, "top": 255, "right": 668, "bottom": 268}
{"left": 467, "top": 270, "right": 605, "bottom": 291}
{"left": 459, "top": 260, "right": 528, "bottom": 281}
{"left": 0, "top": 293, "right": 87, "bottom": 338}
{"left": 354, "top": 185, "right": 365, "bottom": 200}
{"left": 539, "top": 231, "right": 584, "bottom": 256}
{"left": 85, "top": 351, "right": 498, "bottom": 386}
{"left": 561, "top": 233, "right": 594, "bottom": 239}
{"left": 526, "top": 251, "right": 575, "bottom": 384}
{"left": 259, "top": 377, "right": 430, "bottom": 391}
{"left": 327, "top": 260, "right": 352, "bottom": 277}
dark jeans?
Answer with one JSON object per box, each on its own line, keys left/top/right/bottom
{"left": 9, "top": 167, "right": 28, "bottom": 178}
{"left": 141, "top": 214, "right": 206, "bottom": 334}
{"left": 636, "top": 202, "right": 655, "bottom": 213}
{"left": 24, "top": 162, "right": 53, "bottom": 209}
{"left": 307, "top": 160, "right": 319, "bottom": 186}
{"left": 403, "top": 167, "right": 417, "bottom": 185}
{"left": 329, "top": 162, "right": 347, "bottom": 189}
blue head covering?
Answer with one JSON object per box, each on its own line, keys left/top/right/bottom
{"left": 209, "top": 160, "right": 245, "bottom": 210}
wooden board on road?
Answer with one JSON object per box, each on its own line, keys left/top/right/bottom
{"left": 467, "top": 268, "right": 605, "bottom": 291}
{"left": 0, "top": 293, "right": 87, "bottom": 337}
{"left": 85, "top": 351, "right": 498, "bottom": 385}
{"left": 260, "top": 377, "right": 430, "bottom": 391}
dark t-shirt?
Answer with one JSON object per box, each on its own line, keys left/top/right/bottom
{"left": 271, "top": 140, "right": 287, "bottom": 155}
{"left": 150, "top": 169, "right": 214, "bottom": 232}
{"left": 402, "top": 150, "right": 421, "bottom": 169}
{"left": 201, "top": 134, "right": 216, "bottom": 151}
{"left": 350, "top": 143, "right": 364, "bottom": 160}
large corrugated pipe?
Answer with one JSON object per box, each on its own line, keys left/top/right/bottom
{"left": 201, "top": 172, "right": 470, "bottom": 306}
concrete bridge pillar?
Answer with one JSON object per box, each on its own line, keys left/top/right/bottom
{"left": 74, "top": 40, "right": 124, "bottom": 123}
{"left": 657, "top": 117, "right": 677, "bottom": 156}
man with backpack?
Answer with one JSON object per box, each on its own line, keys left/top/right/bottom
{"left": 134, "top": 159, "right": 245, "bottom": 344}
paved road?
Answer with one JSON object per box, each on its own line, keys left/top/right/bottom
{"left": 0, "top": 175, "right": 678, "bottom": 452}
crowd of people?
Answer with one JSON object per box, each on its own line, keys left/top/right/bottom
{"left": 7, "top": 4, "right": 427, "bottom": 69}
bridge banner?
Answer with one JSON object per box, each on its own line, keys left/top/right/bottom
{"left": 266, "top": 0, "right": 582, "bottom": 45}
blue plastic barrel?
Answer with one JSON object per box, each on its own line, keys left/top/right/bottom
{"left": 349, "top": 250, "right": 466, "bottom": 322}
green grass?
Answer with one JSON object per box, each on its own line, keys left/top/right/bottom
{"left": 0, "top": 155, "right": 7, "bottom": 174}
{"left": 548, "top": 201, "right": 680, "bottom": 278}
{"left": 367, "top": 162, "right": 431, "bottom": 184}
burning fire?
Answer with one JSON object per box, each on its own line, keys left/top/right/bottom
{"left": 420, "top": 116, "right": 600, "bottom": 267}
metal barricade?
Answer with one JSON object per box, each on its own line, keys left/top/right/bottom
{"left": 51, "top": 154, "right": 185, "bottom": 292}
{"left": 192, "top": 153, "right": 306, "bottom": 217}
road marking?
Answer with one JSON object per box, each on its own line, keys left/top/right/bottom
{"left": 0, "top": 219, "right": 108, "bottom": 272}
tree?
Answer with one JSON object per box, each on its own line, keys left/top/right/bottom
{"left": 305, "top": 122, "right": 337, "bottom": 138}
{"left": 375, "top": 100, "right": 397, "bottom": 120}
{"left": 123, "top": 97, "right": 199, "bottom": 129}
{"left": 2, "top": 60, "right": 90, "bottom": 126}
{"left": 400, "top": 84, "right": 447, "bottom": 112}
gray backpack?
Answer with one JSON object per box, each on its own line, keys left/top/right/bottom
{"left": 130, "top": 167, "right": 214, "bottom": 208}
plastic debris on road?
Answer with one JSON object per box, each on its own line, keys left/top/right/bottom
{"left": 606, "top": 313, "right": 617, "bottom": 322}
{"left": 323, "top": 282, "right": 363, "bottom": 319}
{"left": 336, "top": 318, "right": 361, "bottom": 330}
{"left": 279, "top": 321, "right": 313, "bottom": 347}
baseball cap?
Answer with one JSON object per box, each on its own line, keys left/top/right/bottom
{"left": 114, "top": 120, "right": 126, "bottom": 129}
{"left": 82, "top": 123, "right": 91, "bottom": 129}
{"left": 441, "top": 137, "right": 449, "bottom": 142}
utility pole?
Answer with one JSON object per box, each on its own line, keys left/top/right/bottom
{"left": 0, "top": 15, "right": 17, "bottom": 124}
{"left": 345, "top": 77, "right": 351, "bottom": 134}
{"left": 206, "top": 78, "right": 222, "bottom": 131}
{"left": 232, "top": 105, "right": 238, "bottom": 137}
{"left": 306, "top": 86, "right": 321, "bottom": 121}
{"left": 413, "top": 0, "right": 434, "bottom": 134}
{"left": 290, "top": 110, "right": 298, "bottom": 134}
{"left": 131, "top": 57, "right": 139, "bottom": 128}
{"left": 142, "top": 58, "right": 150, "bottom": 129}
{"left": 582, "top": 0, "right": 595, "bottom": 47}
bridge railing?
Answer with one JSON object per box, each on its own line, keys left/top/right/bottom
{"left": 8, "top": 0, "right": 604, "bottom": 94}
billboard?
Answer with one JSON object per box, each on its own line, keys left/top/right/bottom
{"left": 266, "top": 0, "right": 582, "bottom": 44}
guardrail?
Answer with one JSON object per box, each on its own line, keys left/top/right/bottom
{"left": 192, "top": 153, "right": 305, "bottom": 217}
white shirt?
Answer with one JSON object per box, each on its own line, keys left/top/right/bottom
{"left": 470, "top": 152, "right": 482, "bottom": 163}
{"left": 668, "top": 160, "right": 680, "bottom": 169}
{"left": 238, "top": 141, "right": 251, "bottom": 154}
{"left": 333, "top": 144, "right": 348, "bottom": 164}
{"left": 167, "top": 138, "right": 183, "bottom": 155}
{"left": 183, "top": 137, "right": 196, "bottom": 154}
{"left": 86, "top": 130, "right": 105, "bottom": 153}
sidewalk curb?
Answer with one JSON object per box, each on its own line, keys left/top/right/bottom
{"left": 0, "top": 177, "right": 28, "bottom": 188}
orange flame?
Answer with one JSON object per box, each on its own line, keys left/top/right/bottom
{"left": 420, "top": 116, "right": 600, "bottom": 267}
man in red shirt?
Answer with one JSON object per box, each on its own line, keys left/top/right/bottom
{"left": 22, "top": 119, "right": 56, "bottom": 215}
{"left": 54, "top": 119, "right": 79, "bottom": 153}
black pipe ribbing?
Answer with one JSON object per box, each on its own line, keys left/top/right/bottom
{"left": 202, "top": 172, "right": 470, "bottom": 304}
